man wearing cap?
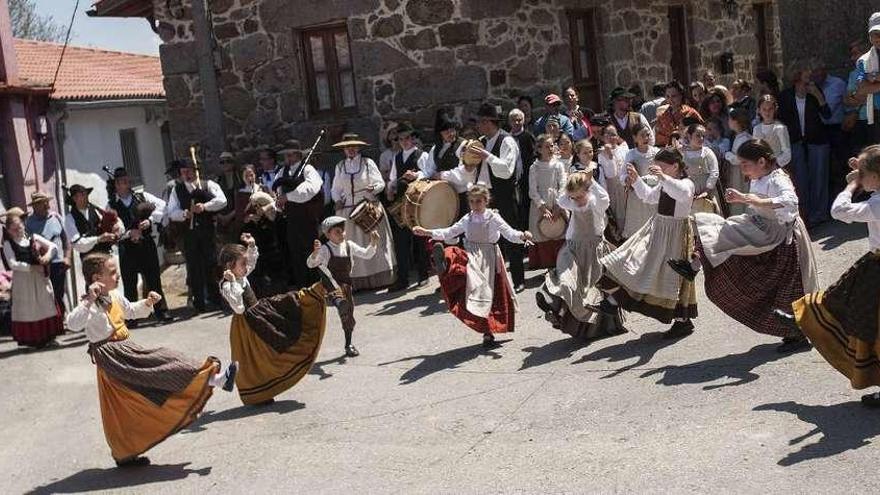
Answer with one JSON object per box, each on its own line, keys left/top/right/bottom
{"left": 166, "top": 159, "right": 228, "bottom": 312}
{"left": 533, "top": 94, "right": 575, "bottom": 137}
{"left": 25, "top": 192, "right": 71, "bottom": 312}
{"left": 461, "top": 103, "right": 526, "bottom": 291}
{"left": 610, "top": 86, "right": 655, "bottom": 148}
{"left": 855, "top": 12, "right": 880, "bottom": 144}
{"left": 274, "top": 138, "right": 324, "bottom": 288}
{"left": 108, "top": 168, "right": 173, "bottom": 324}
{"left": 387, "top": 122, "right": 431, "bottom": 291}
{"left": 65, "top": 184, "right": 121, "bottom": 258}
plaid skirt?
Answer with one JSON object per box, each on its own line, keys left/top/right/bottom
{"left": 700, "top": 236, "right": 804, "bottom": 338}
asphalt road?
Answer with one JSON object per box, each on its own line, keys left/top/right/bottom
{"left": 2, "top": 220, "right": 877, "bottom": 494}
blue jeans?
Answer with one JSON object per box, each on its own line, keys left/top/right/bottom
{"left": 790, "top": 142, "right": 830, "bottom": 224}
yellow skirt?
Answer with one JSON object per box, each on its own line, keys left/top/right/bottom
{"left": 794, "top": 291, "right": 880, "bottom": 389}
{"left": 97, "top": 359, "right": 218, "bottom": 463}
{"left": 231, "top": 287, "right": 327, "bottom": 405}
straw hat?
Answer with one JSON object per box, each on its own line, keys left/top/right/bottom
{"left": 1, "top": 207, "right": 25, "bottom": 220}
{"left": 27, "top": 192, "right": 52, "bottom": 206}
{"left": 332, "top": 133, "right": 370, "bottom": 149}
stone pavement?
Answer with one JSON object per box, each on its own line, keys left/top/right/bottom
{"left": 2, "top": 221, "right": 878, "bottom": 494}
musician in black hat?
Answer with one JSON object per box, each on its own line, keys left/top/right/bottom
{"left": 64, "top": 184, "right": 122, "bottom": 258}
{"left": 108, "top": 167, "right": 173, "bottom": 324}
{"left": 464, "top": 103, "right": 526, "bottom": 291}
{"left": 274, "top": 138, "right": 324, "bottom": 288}
{"left": 166, "top": 159, "right": 228, "bottom": 312}
{"left": 425, "top": 111, "right": 463, "bottom": 177}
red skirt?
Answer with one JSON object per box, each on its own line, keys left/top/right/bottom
{"left": 528, "top": 240, "right": 565, "bottom": 270}
{"left": 438, "top": 246, "right": 515, "bottom": 334}
{"left": 12, "top": 311, "right": 63, "bottom": 348}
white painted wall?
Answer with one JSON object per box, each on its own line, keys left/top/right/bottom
{"left": 61, "top": 104, "right": 167, "bottom": 206}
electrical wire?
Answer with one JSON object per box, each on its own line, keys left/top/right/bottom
{"left": 50, "top": 0, "right": 81, "bottom": 90}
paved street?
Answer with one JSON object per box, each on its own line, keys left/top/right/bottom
{"left": 2, "top": 221, "right": 878, "bottom": 494}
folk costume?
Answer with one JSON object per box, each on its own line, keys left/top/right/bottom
{"left": 690, "top": 168, "right": 818, "bottom": 341}
{"left": 65, "top": 186, "right": 119, "bottom": 258}
{"left": 791, "top": 188, "right": 880, "bottom": 390}
{"left": 683, "top": 146, "right": 721, "bottom": 214}
{"left": 527, "top": 158, "right": 567, "bottom": 269}
{"left": 598, "top": 175, "right": 698, "bottom": 324}
{"left": 240, "top": 192, "right": 287, "bottom": 297}
{"left": 66, "top": 292, "right": 235, "bottom": 465}
{"left": 598, "top": 141, "right": 630, "bottom": 238}
{"left": 425, "top": 116, "right": 464, "bottom": 176}
{"left": 331, "top": 135, "right": 397, "bottom": 290}
{"left": 724, "top": 131, "right": 753, "bottom": 216}
{"left": 108, "top": 168, "right": 171, "bottom": 322}
{"left": 275, "top": 140, "right": 324, "bottom": 288}
{"left": 307, "top": 216, "right": 379, "bottom": 357}
{"left": 221, "top": 245, "right": 327, "bottom": 405}
{"left": 538, "top": 185, "right": 626, "bottom": 341}
{"left": 440, "top": 161, "right": 492, "bottom": 216}
{"left": 2, "top": 223, "right": 63, "bottom": 347}
{"left": 24, "top": 202, "right": 69, "bottom": 313}
{"left": 622, "top": 145, "right": 660, "bottom": 238}
{"left": 166, "top": 169, "right": 228, "bottom": 312}
{"left": 752, "top": 121, "right": 792, "bottom": 168}
{"left": 425, "top": 209, "right": 526, "bottom": 340}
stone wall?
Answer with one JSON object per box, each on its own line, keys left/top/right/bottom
{"left": 149, "top": 0, "right": 782, "bottom": 163}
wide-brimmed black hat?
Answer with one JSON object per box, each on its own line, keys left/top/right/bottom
{"left": 277, "top": 139, "right": 305, "bottom": 156}
{"left": 476, "top": 103, "right": 503, "bottom": 122}
{"left": 165, "top": 159, "right": 190, "bottom": 174}
{"left": 67, "top": 184, "right": 93, "bottom": 195}
{"left": 436, "top": 113, "right": 459, "bottom": 132}
{"left": 113, "top": 167, "right": 129, "bottom": 179}
{"left": 396, "top": 122, "right": 416, "bottom": 136}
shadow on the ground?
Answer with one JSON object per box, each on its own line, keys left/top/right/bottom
{"left": 753, "top": 400, "right": 880, "bottom": 466}
{"left": 184, "top": 400, "right": 305, "bottom": 433}
{"left": 520, "top": 337, "right": 582, "bottom": 371}
{"left": 640, "top": 343, "right": 785, "bottom": 390}
{"left": 377, "top": 342, "right": 503, "bottom": 384}
{"left": 25, "top": 462, "right": 211, "bottom": 494}
{"left": 368, "top": 291, "right": 446, "bottom": 317}
{"left": 571, "top": 331, "right": 677, "bottom": 378}
{"left": 813, "top": 220, "right": 866, "bottom": 251}
{"left": 309, "top": 355, "right": 349, "bottom": 380}
{"left": 0, "top": 333, "right": 88, "bottom": 360}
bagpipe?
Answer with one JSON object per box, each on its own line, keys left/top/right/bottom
{"left": 187, "top": 144, "right": 216, "bottom": 229}
{"left": 98, "top": 167, "right": 157, "bottom": 242}
{"left": 62, "top": 179, "right": 119, "bottom": 240}
{"left": 272, "top": 130, "right": 326, "bottom": 195}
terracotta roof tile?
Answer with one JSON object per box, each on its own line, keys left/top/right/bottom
{"left": 14, "top": 38, "right": 164, "bottom": 101}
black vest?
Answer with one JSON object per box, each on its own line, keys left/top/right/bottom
{"left": 394, "top": 148, "right": 423, "bottom": 199}
{"left": 174, "top": 181, "right": 216, "bottom": 230}
{"left": 480, "top": 131, "right": 516, "bottom": 201}
{"left": 108, "top": 193, "right": 146, "bottom": 230}
{"left": 433, "top": 138, "right": 462, "bottom": 173}
{"left": 657, "top": 189, "right": 677, "bottom": 216}
{"left": 612, "top": 112, "right": 641, "bottom": 148}
{"left": 4, "top": 238, "right": 36, "bottom": 265}
{"left": 70, "top": 205, "right": 113, "bottom": 254}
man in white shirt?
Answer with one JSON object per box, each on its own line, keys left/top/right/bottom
{"left": 165, "top": 159, "right": 228, "bottom": 312}
{"left": 65, "top": 184, "right": 122, "bottom": 258}
{"left": 108, "top": 167, "right": 173, "bottom": 324}
{"left": 274, "top": 139, "right": 324, "bottom": 288}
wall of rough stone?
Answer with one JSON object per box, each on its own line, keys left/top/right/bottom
{"left": 149, "top": 0, "right": 783, "bottom": 162}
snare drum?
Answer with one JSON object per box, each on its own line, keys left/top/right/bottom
{"left": 402, "top": 180, "right": 459, "bottom": 229}
{"left": 349, "top": 200, "right": 385, "bottom": 233}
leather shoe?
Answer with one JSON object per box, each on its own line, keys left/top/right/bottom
{"left": 667, "top": 259, "right": 698, "bottom": 281}
{"left": 663, "top": 320, "right": 695, "bottom": 340}
{"left": 345, "top": 344, "right": 360, "bottom": 357}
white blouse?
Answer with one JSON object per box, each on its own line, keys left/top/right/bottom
{"left": 219, "top": 245, "right": 259, "bottom": 314}
{"left": 427, "top": 210, "right": 524, "bottom": 244}
{"left": 556, "top": 181, "right": 610, "bottom": 238}
{"left": 832, "top": 190, "right": 880, "bottom": 251}
{"left": 440, "top": 164, "right": 491, "bottom": 194}
{"left": 749, "top": 168, "right": 799, "bottom": 224}
{"left": 753, "top": 122, "right": 792, "bottom": 167}
{"left": 633, "top": 176, "right": 695, "bottom": 219}
{"left": 683, "top": 147, "right": 720, "bottom": 191}
{"left": 66, "top": 293, "right": 153, "bottom": 343}
{"left": 306, "top": 239, "right": 377, "bottom": 269}
{"left": 622, "top": 146, "right": 659, "bottom": 181}
{"left": 528, "top": 159, "right": 567, "bottom": 208}
{"left": 331, "top": 156, "right": 385, "bottom": 209}
{"left": 724, "top": 132, "right": 752, "bottom": 164}
{"left": 2, "top": 234, "right": 55, "bottom": 271}
{"left": 599, "top": 142, "right": 630, "bottom": 184}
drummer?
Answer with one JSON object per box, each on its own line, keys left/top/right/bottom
{"left": 442, "top": 140, "right": 494, "bottom": 215}
{"left": 330, "top": 133, "right": 397, "bottom": 290}
{"left": 425, "top": 112, "right": 464, "bottom": 178}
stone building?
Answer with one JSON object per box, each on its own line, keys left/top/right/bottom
{"left": 91, "top": 0, "right": 792, "bottom": 169}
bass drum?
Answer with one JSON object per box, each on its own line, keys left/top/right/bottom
{"left": 403, "top": 180, "right": 459, "bottom": 229}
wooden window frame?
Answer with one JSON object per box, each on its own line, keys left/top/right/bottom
{"left": 667, "top": 5, "right": 692, "bottom": 84}
{"left": 118, "top": 128, "right": 143, "bottom": 184}
{"left": 567, "top": 9, "right": 602, "bottom": 111}
{"left": 299, "top": 23, "right": 358, "bottom": 118}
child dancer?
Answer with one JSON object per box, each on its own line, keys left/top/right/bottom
{"left": 595, "top": 147, "right": 698, "bottom": 339}
{"left": 536, "top": 172, "right": 625, "bottom": 341}
{"left": 413, "top": 184, "right": 532, "bottom": 347}
{"left": 66, "top": 253, "right": 237, "bottom": 467}
{"left": 307, "top": 216, "right": 380, "bottom": 357}
{"left": 219, "top": 233, "right": 328, "bottom": 406}
{"left": 752, "top": 95, "right": 792, "bottom": 168}
{"left": 682, "top": 123, "right": 721, "bottom": 214}
{"left": 776, "top": 145, "right": 880, "bottom": 404}
{"left": 669, "top": 139, "right": 818, "bottom": 353}
{"left": 528, "top": 134, "right": 568, "bottom": 269}
{"left": 724, "top": 108, "right": 753, "bottom": 216}
{"left": 622, "top": 124, "right": 660, "bottom": 239}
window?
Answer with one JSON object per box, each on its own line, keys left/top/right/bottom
{"left": 753, "top": 3, "right": 771, "bottom": 70}
{"left": 301, "top": 24, "right": 357, "bottom": 116}
{"left": 118, "top": 128, "right": 142, "bottom": 183}
{"left": 667, "top": 6, "right": 691, "bottom": 84}
{"left": 568, "top": 10, "right": 601, "bottom": 111}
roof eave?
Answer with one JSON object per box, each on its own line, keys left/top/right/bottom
{"left": 87, "top": 0, "right": 153, "bottom": 18}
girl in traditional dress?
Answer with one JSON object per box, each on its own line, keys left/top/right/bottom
{"left": 1, "top": 208, "right": 62, "bottom": 348}
{"left": 668, "top": 139, "right": 818, "bottom": 354}
{"left": 219, "top": 233, "right": 328, "bottom": 406}
{"left": 752, "top": 94, "right": 792, "bottom": 168}
{"left": 331, "top": 133, "right": 397, "bottom": 290}
{"left": 556, "top": 133, "right": 575, "bottom": 170}
{"left": 66, "top": 253, "right": 238, "bottom": 467}
{"left": 413, "top": 185, "right": 533, "bottom": 347}
{"left": 240, "top": 191, "right": 286, "bottom": 297}
{"left": 536, "top": 172, "right": 626, "bottom": 341}
{"left": 528, "top": 134, "right": 568, "bottom": 269}
{"left": 622, "top": 124, "right": 660, "bottom": 239}
{"left": 724, "top": 108, "right": 753, "bottom": 216}
{"left": 595, "top": 147, "right": 698, "bottom": 339}
{"left": 682, "top": 123, "right": 721, "bottom": 214}
{"left": 569, "top": 139, "right": 597, "bottom": 174}
{"left": 598, "top": 125, "right": 630, "bottom": 239}
{"left": 307, "top": 216, "right": 380, "bottom": 357}
{"left": 776, "top": 145, "right": 880, "bottom": 404}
